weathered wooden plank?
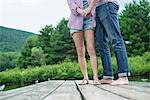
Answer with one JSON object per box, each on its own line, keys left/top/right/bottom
{"left": 0, "top": 83, "right": 37, "bottom": 100}
{"left": 130, "top": 82, "right": 150, "bottom": 88}
{"left": 0, "top": 80, "right": 65, "bottom": 100}
{"left": 1, "top": 80, "right": 150, "bottom": 100}
{"left": 44, "top": 80, "right": 82, "bottom": 100}
{"left": 97, "top": 84, "right": 150, "bottom": 100}
{"left": 119, "top": 84, "right": 150, "bottom": 94}
{"left": 75, "top": 80, "right": 128, "bottom": 100}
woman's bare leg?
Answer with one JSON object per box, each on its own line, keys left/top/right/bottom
{"left": 72, "top": 32, "right": 89, "bottom": 83}
{"left": 84, "top": 30, "right": 100, "bottom": 84}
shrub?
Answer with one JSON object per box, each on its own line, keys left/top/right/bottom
{"left": 0, "top": 52, "right": 149, "bottom": 84}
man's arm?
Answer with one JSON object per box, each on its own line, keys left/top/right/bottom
{"left": 89, "top": 0, "right": 96, "bottom": 10}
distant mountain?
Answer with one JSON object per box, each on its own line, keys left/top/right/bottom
{"left": 0, "top": 26, "right": 35, "bottom": 52}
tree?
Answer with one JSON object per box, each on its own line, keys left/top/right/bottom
{"left": 0, "top": 52, "right": 18, "bottom": 71}
{"left": 17, "top": 35, "right": 40, "bottom": 68}
{"left": 39, "top": 25, "right": 54, "bottom": 64}
{"left": 17, "top": 19, "right": 77, "bottom": 67}
{"left": 31, "top": 47, "right": 46, "bottom": 66}
{"left": 49, "top": 18, "right": 77, "bottom": 64}
{"left": 120, "top": 0, "right": 150, "bottom": 56}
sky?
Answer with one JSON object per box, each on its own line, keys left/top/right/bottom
{"left": 0, "top": 0, "right": 135, "bottom": 34}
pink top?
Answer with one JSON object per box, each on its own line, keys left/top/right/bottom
{"left": 67, "top": 0, "right": 118, "bottom": 30}
{"left": 67, "top": 0, "right": 96, "bottom": 30}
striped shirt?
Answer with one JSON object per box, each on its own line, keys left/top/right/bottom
{"left": 96, "top": 0, "right": 119, "bottom": 7}
{"left": 83, "top": 0, "right": 89, "bottom": 9}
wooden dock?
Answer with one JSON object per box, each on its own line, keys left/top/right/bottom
{"left": 0, "top": 80, "right": 150, "bottom": 100}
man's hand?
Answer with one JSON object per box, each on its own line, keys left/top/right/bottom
{"left": 86, "top": 13, "right": 92, "bottom": 17}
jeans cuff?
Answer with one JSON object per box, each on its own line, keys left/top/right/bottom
{"left": 103, "top": 76, "right": 114, "bottom": 79}
{"left": 118, "top": 72, "right": 131, "bottom": 77}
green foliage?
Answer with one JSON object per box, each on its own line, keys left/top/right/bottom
{"left": 49, "top": 18, "right": 77, "bottom": 64}
{"left": 0, "top": 68, "right": 22, "bottom": 83}
{"left": 0, "top": 62, "right": 81, "bottom": 84}
{"left": 0, "top": 52, "right": 19, "bottom": 71}
{"left": 39, "top": 25, "right": 53, "bottom": 64}
{"left": 18, "top": 18, "right": 77, "bottom": 67}
{"left": 0, "top": 52, "right": 150, "bottom": 84}
{"left": 17, "top": 35, "right": 41, "bottom": 68}
{"left": 0, "top": 26, "right": 34, "bottom": 52}
{"left": 120, "top": 0, "right": 150, "bottom": 56}
{"left": 31, "top": 47, "right": 46, "bottom": 66}
{"left": 128, "top": 53, "right": 150, "bottom": 76}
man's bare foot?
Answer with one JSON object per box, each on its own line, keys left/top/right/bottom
{"left": 110, "top": 77, "right": 129, "bottom": 86}
{"left": 93, "top": 79, "right": 101, "bottom": 85}
{"left": 79, "top": 79, "right": 89, "bottom": 85}
{"left": 99, "top": 79, "right": 114, "bottom": 84}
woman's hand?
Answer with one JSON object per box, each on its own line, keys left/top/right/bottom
{"left": 77, "top": 7, "right": 85, "bottom": 16}
{"left": 76, "top": 7, "right": 92, "bottom": 17}
{"left": 83, "top": 7, "right": 92, "bottom": 16}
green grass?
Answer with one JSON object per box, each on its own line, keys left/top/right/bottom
{"left": 0, "top": 52, "right": 150, "bottom": 85}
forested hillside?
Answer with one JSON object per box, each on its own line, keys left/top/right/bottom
{"left": 0, "top": 26, "right": 34, "bottom": 52}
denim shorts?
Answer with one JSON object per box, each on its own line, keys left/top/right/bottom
{"left": 70, "top": 17, "right": 94, "bottom": 36}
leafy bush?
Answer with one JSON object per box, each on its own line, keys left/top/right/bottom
{"left": 0, "top": 52, "right": 19, "bottom": 71}
{"left": 0, "top": 52, "right": 150, "bottom": 84}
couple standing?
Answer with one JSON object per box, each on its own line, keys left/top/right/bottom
{"left": 67, "top": 0, "right": 130, "bottom": 85}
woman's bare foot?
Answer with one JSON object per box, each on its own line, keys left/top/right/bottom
{"left": 93, "top": 79, "right": 101, "bottom": 85}
{"left": 110, "top": 77, "right": 129, "bottom": 86}
{"left": 79, "top": 79, "right": 89, "bottom": 85}
{"left": 99, "top": 79, "right": 114, "bottom": 84}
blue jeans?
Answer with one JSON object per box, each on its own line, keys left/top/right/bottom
{"left": 95, "top": 2, "right": 130, "bottom": 79}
